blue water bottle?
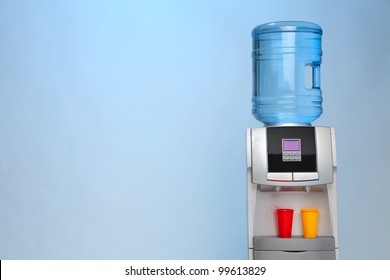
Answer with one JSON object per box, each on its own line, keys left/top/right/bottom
{"left": 251, "top": 21, "right": 323, "bottom": 125}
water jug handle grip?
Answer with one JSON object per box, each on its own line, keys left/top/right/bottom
{"left": 312, "top": 62, "right": 321, "bottom": 89}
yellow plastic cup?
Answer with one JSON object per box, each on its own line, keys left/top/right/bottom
{"left": 301, "top": 208, "right": 319, "bottom": 238}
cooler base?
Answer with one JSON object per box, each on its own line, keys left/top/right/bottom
{"left": 254, "top": 250, "right": 335, "bottom": 260}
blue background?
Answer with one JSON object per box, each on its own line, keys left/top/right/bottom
{"left": 1, "top": 0, "right": 389, "bottom": 259}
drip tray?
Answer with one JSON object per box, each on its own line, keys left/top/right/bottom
{"left": 254, "top": 236, "right": 335, "bottom": 251}
{"left": 253, "top": 236, "right": 336, "bottom": 260}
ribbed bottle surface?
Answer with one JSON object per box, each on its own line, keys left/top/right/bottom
{"left": 252, "top": 21, "right": 323, "bottom": 125}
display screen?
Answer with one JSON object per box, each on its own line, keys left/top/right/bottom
{"left": 267, "top": 127, "right": 316, "bottom": 172}
{"left": 282, "top": 139, "right": 301, "bottom": 151}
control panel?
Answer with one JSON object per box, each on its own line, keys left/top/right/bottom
{"left": 249, "top": 126, "right": 334, "bottom": 186}
{"left": 282, "top": 139, "right": 302, "bottom": 162}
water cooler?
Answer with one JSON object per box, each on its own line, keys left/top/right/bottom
{"left": 247, "top": 21, "right": 339, "bottom": 260}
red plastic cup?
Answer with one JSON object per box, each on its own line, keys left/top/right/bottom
{"left": 276, "top": 208, "right": 294, "bottom": 238}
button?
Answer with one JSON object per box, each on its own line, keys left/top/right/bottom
{"left": 293, "top": 172, "right": 319, "bottom": 181}
{"left": 267, "top": 172, "right": 293, "bottom": 182}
